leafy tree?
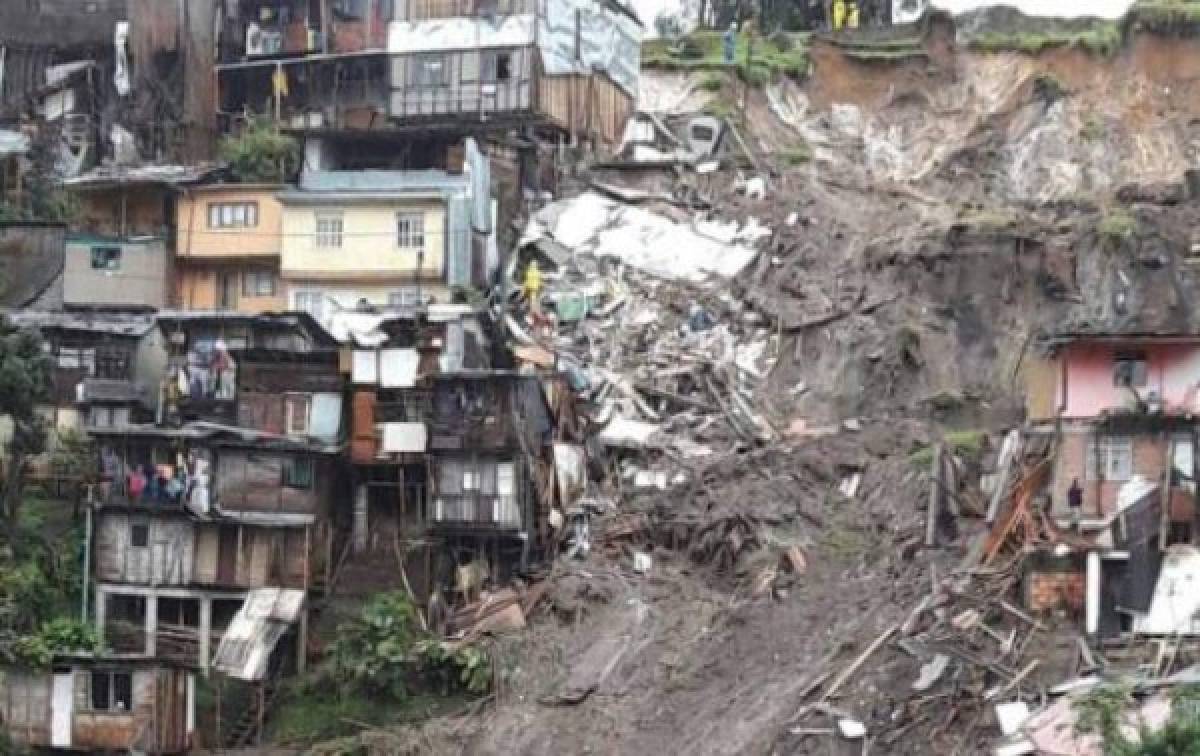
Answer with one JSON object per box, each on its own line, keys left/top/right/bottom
{"left": 328, "top": 591, "right": 493, "bottom": 701}
{"left": 219, "top": 118, "right": 301, "bottom": 183}
{"left": 331, "top": 592, "right": 421, "bottom": 699}
{"left": 0, "top": 322, "right": 50, "bottom": 528}
{"left": 10, "top": 618, "right": 101, "bottom": 668}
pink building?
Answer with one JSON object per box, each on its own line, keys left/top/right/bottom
{"left": 1030, "top": 335, "right": 1197, "bottom": 526}
{"left": 1054, "top": 339, "right": 1200, "bottom": 419}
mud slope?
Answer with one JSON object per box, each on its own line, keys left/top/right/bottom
{"left": 383, "top": 29, "right": 1200, "bottom": 756}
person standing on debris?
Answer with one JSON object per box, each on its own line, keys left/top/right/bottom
{"left": 1068, "top": 478, "right": 1083, "bottom": 511}
{"left": 723, "top": 22, "right": 737, "bottom": 64}
{"left": 523, "top": 260, "right": 543, "bottom": 312}
{"left": 1067, "top": 478, "right": 1083, "bottom": 529}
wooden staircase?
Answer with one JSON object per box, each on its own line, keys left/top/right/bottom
{"left": 223, "top": 670, "right": 283, "bottom": 748}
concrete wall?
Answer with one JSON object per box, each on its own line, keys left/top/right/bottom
{"left": 1058, "top": 342, "right": 1200, "bottom": 419}
{"left": 176, "top": 186, "right": 283, "bottom": 259}
{"left": 280, "top": 201, "right": 447, "bottom": 279}
{"left": 1051, "top": 427, "right": 1194, "bottom": 517}
{"left": 283, "top": 280, "right": 452, "bottom": 323}
{"left": 63, "top": 238, "right": 167, "bottom": 309}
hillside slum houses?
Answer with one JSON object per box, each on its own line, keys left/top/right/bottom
{"left": 0, "top": 302, "right": 577, "bottom": 750}
{"left": 0, "top": 0, "right": 641, "bottom": 749}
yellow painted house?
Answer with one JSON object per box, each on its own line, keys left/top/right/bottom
{"left": 175, "top": 184, "right": 286, "bottom": 313}
{"left": 278, "top": 169, "right": 483, "bottom": 326}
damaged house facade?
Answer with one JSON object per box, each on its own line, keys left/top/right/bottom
{"left": 1025, "top": 331, "right": 1200, "bottom": 639}
{"left": 338, "top": 306, "right": 556, "bottom": 601}
{"left": 216, "top": 0, "right": 640, "bottom": 149}
{"left": 83, "top": 312, "right": 341, "bottom": 699}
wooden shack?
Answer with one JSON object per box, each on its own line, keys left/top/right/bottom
{"left": 0, "top": 657, "right": 193, "bottom": 754}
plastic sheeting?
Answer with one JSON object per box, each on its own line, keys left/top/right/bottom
{"left": 553, "top": 443, "right": 587, "bottom": 508}
{"left": 0, "top": 129, "right": 28, "bottom": 157}
{"left": 522, "top": 192, "right": 761, "bottom": 282}
{"left": 387, "top": 14, "right": 535, "bottom": 53}
{"left": 352, "top": 350, "right": 379, "bottom": 384}
{"left": 382, "top": 422, "right": 428, "bottom": 453}
{"left": 380, "top": 348, "right": 420, "bottom": 388}
{"left": 113, "top": 22, "right": 130, "bottom": 97}
{"left": 310, "top": 393, "right": 342, "bottom": 442}
{"left": 1132, "top": 545, "right": 1200, "bottom": 635}
{"left": 539, "top": 0, "right": 641, "bottom": 96}
{"left": 387, "top": 1, "right": 640, "bottom": 96}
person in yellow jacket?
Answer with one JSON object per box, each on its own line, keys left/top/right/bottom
{"left": 833, "top": 0, "right": 846, "bottom": 30}
{"left": 847, "top": 0, "right": 859, "bottom": 28}
{"left": 523, "top": 260, "right": 543, "bottom": 312}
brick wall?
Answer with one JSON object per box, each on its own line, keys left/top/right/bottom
{"left": 1026, "top": 568, "right": 1086, "bottom": 612}
{"left": 1052, "top": 428, "right": 1171, "bottom": 517}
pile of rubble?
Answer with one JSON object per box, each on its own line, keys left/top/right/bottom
{"left": 506, "top": 190, "right": 781, "bottom": 489}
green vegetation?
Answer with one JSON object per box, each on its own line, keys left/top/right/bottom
{"left": 1081, "top": 113, "right": 1106, "bottom": 142}
{"left": 969, "top": 21, "right": 1122, "bottom": 56}
{"left": 219, "top": 118, "right": 301, "bottom": 183}
{"left": 11, "top": 618, "right": 101, "bottom": 667}
{"left": 1128, "top": 1, "right": 1200, "bottom": 34}
{"left": 0, "top": 321, "right": 52, "bottom": 526}
{"left": 698, "top": 72, "right": 726, "bottom": 92}
{"left": 331, "top": 592, "right": 424, "bottom": 699}
{"left": 1099, "top": 209, "right": 1140, "bottom": 242}
{"left": 642, "top": 30, "right": 811, "bottom": 83}
{"left": 909, "top": 430, "right": 986, "bottom": 467}
{"left": 831, "top": 35, "right": 928, "bottom": 62}
{"left": 1074, "top": 684, "right": 1200, "bottom": 754}
{"left": 272, "top": 592, "right": 492, "bottom": 747}
{"left": 778, "top": 143, "right": 812, "bottom": 165}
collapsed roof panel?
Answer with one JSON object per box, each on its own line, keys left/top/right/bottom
{"left": 521, "top": 191, "right": 764, "bottom": 283}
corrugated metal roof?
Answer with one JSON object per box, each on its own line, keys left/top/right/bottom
{"left": 63, "top": 163, "right": 217, "bottom": 189}
{"left": 296, "top": 169, "right": 469, "bottom": 193}
{"left": 213, "top": 588, "right": 306, "bottom": 681}
{"left": 2, "top": 310, "right": 155, "bottom": 336}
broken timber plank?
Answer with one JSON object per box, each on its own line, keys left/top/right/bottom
{"left": 926, "top": 443, "right": 943, "bottom": 547}
{"left": 822, "top": 622, "right": 900, "bottom": 701}
{"left": 986, "top": 429, "right": 1021, "bottom": 524}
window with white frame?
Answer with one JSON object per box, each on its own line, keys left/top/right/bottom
{"left": 285, "top": 394, "right": 311, "bottom": 437}
{"left": 410, "top": 54, "right": 450, "bottom": 87}
{"left": 293, "top": 290, "right": 325, "bottom": 322}
{"left": 90, "top": 246, "right": 122, "bottom": 271}
{"left": 1113, "top": 352, "right": 1148, "bottom": 388}
{"left": 388, "top": 287, "right": 420, "bottom": 308}
{"left": 207, "top": 202, "right": 259, "bottom": 229}
{"left": 315, "top": 213, "right": 343, "bottom": 248}
{"left": 1086, "top": 436, "right": 1134, "bottom": 481}
{"left": 242, "top": 270, "right": 276, "bottom": 297}
{"left": 396, "top": 212, "right": 424, "bottom": 249}
{"left": 481, "top": 50, "right": 514, "bottom": 81}
{"left": 89, "top": 670, "right": 133, "bottom": 712}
